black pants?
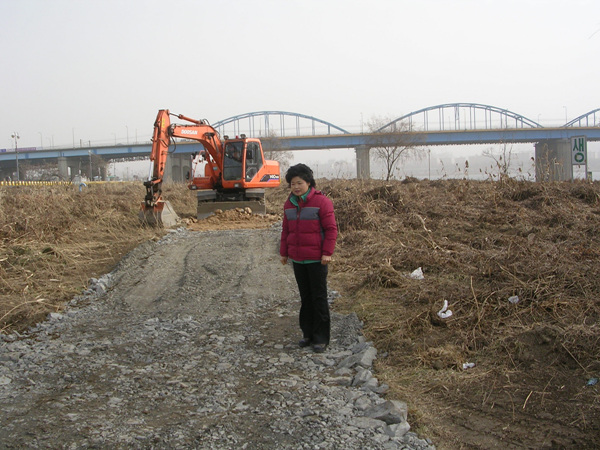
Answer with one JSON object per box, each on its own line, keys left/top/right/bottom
{"left": 292, "top": 262, "right": 330, "bottom": 346}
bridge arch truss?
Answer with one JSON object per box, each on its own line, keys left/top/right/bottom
{"left": 377, "top": 103, "right": 543, "bottom": 133}
{"left": 565, "top": 108, "right": 600, "bottom": 127}
{"left": 212, "top": 111, "right": 350, "bottom": 139}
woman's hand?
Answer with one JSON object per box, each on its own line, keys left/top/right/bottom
{"left": 280, "top": 256, "right": 288, "bottom": 265}
{"left": 321, "top": 255, "right": 332, "bottom": 265}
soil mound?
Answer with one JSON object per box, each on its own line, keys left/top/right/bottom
{"left": 184, "top": 207, "right": 281, "bottom": 231}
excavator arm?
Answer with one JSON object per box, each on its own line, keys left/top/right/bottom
{"left": 142, "top": 110, "right": 171, "bottom": 208}
{"left": 143, "top": 109, "right": 224, "bottom": 208}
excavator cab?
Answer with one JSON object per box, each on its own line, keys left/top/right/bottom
{"left": 245, "top": 142, "right": 263, "bottom": 181}
{"left": 223, "top": 141, "right": 244, "bottom": 181}
{"left": 222, "top": 138, "right": 264, "bottom": 183}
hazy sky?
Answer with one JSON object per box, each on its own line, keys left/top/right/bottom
{"left": 2, "top": 0, "right": 599, "bottom": 150}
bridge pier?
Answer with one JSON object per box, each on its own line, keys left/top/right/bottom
{"left": 0, "top": 167, "right": 13, "bottom": 181}
{"left": 58, "top": 156, "right": 110, "bottom": 181}
{"left": 355, "top": 146, "right": 371, "bottom": 179}
{"left": 164, "top": 153, "right": 191, "bottom": 182}
{"left": 100, "top": 166, "right": 108, "bottom": 181}
{"left": 58, "top": 157, "right": 84, "bottom": 181}
{"left": 534, "top": 139, "right": 572, "bottom": 181}
{"left": 58, "top": 157, "right": 69, "bottom": 180}
{"left": 59, "top": 154, "right": 191, "bottom": 182}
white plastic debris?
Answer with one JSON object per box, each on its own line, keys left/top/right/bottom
{"left": 410, "top": 267, "right": 424, "bottom": 280}
{"left": 437, "top": 300, "right": 453, "bottom": 319}
{"left": 462, "top": 362, "right": 475, "bottom": 370}
{"left": 508, "top": 295, "right": 520, "bottom": 304}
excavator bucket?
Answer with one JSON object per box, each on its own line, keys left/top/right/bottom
{"left": 139, "top": 200, "right": 179, "bottom": 227}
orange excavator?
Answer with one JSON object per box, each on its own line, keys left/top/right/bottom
{"left": 140, "top": 109, "right": 280, "bottom": 226}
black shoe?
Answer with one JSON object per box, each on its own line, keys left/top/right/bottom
{"left": 298, "top": 338, "right": 311, "bottom": 348}
{"left": 312, "top": 343, "right": 327, "bottom": 353}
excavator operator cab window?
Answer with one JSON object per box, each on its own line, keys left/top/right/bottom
{"left": 245, "top": 142, "right": 263, "bottom": 181}
{"left": 224, "top": 142, "right": 244, "bottom": 181}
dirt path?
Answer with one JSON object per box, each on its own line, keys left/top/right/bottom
{"left": 0, "top": 226, "right": 434, "bottom": 449}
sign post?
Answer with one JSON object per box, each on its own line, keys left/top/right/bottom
{"left": 571, "top": 136, "right": 587, "bottom": 180}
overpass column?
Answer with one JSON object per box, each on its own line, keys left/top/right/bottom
{"left": 164, "top": 154, "right": 176, "bottom": 182}
{"left": 0, "top": 167, "right": 12, "bottom": 181}
{"left": 57, "top": 157, "right": 69, "bottom": 180}
{"left": 164, "top": 153, "right": 191, "bottom": 182}
{"left": 178, "top": 154, "right": 191, "bottom": 182}
{"left": 100, "top": 165, "right": 108, "bottom": 181}
{"left": 534, "top": 139, "right": 571, "bottom": 181}
{"left": 163, "top": 156, "right": 172, "bottom": 182}
{"left": 69, "top": 161, "right": 81, "bottom": 180}
{"left": 355, "top": 146, "right": 371, "bottom": 179}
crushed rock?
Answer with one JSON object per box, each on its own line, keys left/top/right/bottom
{"left": 0, "top": 227, "right": 435, "bottom": 449}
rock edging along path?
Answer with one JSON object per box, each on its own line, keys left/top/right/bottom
{"left": 0, "top": 227, "right": 435, "bottom": 449}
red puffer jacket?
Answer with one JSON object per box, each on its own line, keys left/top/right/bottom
{"left": 280, "top": 189, "right": 338, "bottom": 262}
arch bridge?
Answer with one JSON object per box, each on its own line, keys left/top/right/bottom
{"left": 216, "top": 104, "right": 599, "bottom": 180}
{"left": 377, "top": 103, "right": 544, "bottom": 132}
{"left": 208, "top": 103, "right": 600, "bottom": 139}
{"left": 1, "top": 104, "right": 599, "bottom": 181}
{"left": 211, "top": 111, "right": 350, "bottom": 138}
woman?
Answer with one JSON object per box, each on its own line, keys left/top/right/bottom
{"left": 280, "top": 164, "right": 338, "bottom": 353}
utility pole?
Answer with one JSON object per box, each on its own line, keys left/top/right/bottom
{"left": 428, "top": 148, "right": 431, "bottom": 179}
{"left": 11, "top": 132, "right": 20, "bottom": 181}
{"left": 88, "top": 150, "right": 93, "bottom": 181}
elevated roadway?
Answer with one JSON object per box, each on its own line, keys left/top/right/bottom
{"left": 2, "top": 126, "right": 599, "bottom": 162}
{"left": 1, "top": 127, "right": 599, "bottom": 181}
{"left": 2, "top": 103, "right": 599, "bottom": 181}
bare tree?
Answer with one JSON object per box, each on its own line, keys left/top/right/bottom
{"left": 367, "top": 116, "right": 421, "bottom": 181}
{"left": 332, "top": 160, "right": 351, "bottom": 179}
{"left": 482, "top": 142, "right": 514, "bottom": 182}
{"left": 90, "top": 154, "right": 108, "bottom": 180}
{"left": 23, "top": 161, "right": 60, "bottom": 181}
{"left": 260, "top": 130, "right": 293, "bottom": 174}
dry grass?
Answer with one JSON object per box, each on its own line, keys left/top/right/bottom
{"left": 325, "top": 179, "right": 600, "bottom": 366}
{"left": 2, "top": 178, "right": 599, "bottom": 447}
{"left": 318, "top": 178, "right": 600, "bottom": 447}
{"left": 0, "top": 181, "right": 278, "bottom": 332}
{"left": 0, "top": 182, "right": 163, "bottom": 331}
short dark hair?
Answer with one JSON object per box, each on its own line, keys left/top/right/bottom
{"left": 285, "top": 164, "right": 316, "bottom": 188}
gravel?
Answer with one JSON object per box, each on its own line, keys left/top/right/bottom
{"left": 0, "top": 226, "right": 435, "bottom": 449}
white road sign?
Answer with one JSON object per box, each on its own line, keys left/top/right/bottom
{"left": 571, "top": 136, "right": 587, "bottom": 165}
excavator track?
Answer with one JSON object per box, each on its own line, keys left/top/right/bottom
{"left": 196, "top": 189, "right": 266, "bottom": 219}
